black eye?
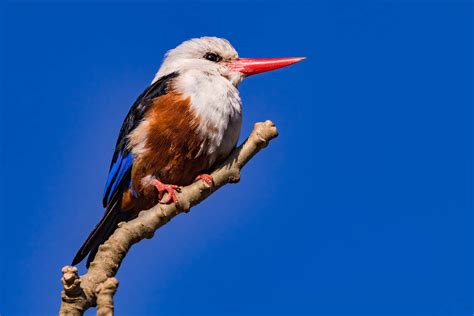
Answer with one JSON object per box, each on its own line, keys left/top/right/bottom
{"left": 204, "top": 52, "right": 222, "bottom": 62}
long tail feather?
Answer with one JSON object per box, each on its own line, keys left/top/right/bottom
{"left": 72, "top": 198, "right": 129, "bottom": 267}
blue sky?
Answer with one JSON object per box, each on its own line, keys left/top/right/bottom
{"left": 1, "top": 0, "right": 472, "bottom": 315}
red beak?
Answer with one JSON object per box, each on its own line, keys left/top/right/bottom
{"left": 228, "top": 57, "right": 305, "bottom": 76}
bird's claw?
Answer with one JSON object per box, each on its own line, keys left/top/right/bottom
{"left": 151, "top": 179, "right": 180, "bottom": 204}
{"left": 195, "top": 174, "right": 214, "bottom": 187}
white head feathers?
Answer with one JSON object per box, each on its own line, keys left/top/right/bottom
{"left": 153, "top": 36, "right": 243, "bottom": 87}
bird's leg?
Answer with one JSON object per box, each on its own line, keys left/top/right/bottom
{"left": 149, "top": 179, "right": 180, "bottom": 204}
{"left": 194, "top": 174, "right": 214, "bottom": 187}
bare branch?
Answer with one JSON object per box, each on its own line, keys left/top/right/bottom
{"left": 96, "top": 278, "right": 119, "bottom": 316}
{"left": 59, "top": 120, "right": 278, "bottom": 315}
{"left": 60, "top": 266, "right": 86, "bottom": 315}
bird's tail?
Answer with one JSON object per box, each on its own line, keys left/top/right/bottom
{"left": 72, "top": 198, "right": 129, "bottom": 267}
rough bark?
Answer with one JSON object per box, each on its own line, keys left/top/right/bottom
{"left": 59, "top": 120, "right": 278, "bottom": 315}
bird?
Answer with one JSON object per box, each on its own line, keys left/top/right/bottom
{"left": 72, "top": 36, "right": 304, "bottom": 266}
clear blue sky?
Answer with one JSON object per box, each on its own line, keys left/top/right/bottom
{"left": 1, "top": 0, "right": 472, "bottom": 315}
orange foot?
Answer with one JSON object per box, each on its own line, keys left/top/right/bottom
{"left": 195, "top": 174, "right": 214, "bottom": 187}
{"left": 150, "top": 179, "right": 180, "bottom": 204}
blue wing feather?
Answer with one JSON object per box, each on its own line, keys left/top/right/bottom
{"left": 103, "top": 153, "right": 133, "bottom": 206}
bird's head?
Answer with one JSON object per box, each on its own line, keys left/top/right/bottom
{"left": 153, "top": 36, "right": 304, "bottom": 87}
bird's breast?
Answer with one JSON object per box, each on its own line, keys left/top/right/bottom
{"left": 128, "top": 85, "right": 241, "bottom": 188}
{"left": 175, "top": 69, "right": 243, "bottom": 164}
